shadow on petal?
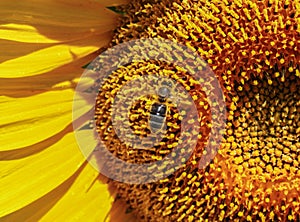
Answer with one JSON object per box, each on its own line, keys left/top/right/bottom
{"left": 0, "top": 50, "right": 101, "bottom": 98}
{"left": 105, "top": 177, "right": 139, "bottom": 222}
{"left": 0, "top": 0, "right": 119, "bottom": 43}
{"left": 0, "top": 123, "right": 73, "bottom": 161}
{"left": 0, "top": 162, "right": 87, "bottom": 222}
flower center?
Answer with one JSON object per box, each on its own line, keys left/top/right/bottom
{"left": 224, "top": 69, "right": 300, "bottom": 181}
{"left": 95, "top": 61, "right": 211, "bottom": 164}
{"left": 97, "top": 0, "right": 300, "bottom": 220}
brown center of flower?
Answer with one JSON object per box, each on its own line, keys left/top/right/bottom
{"left": 225, "top": 70, "right": 300, "bottom": 180}
{"left": 95, "top": 61, "right": 211, "bottom": 164}
{"left": 94, "top": 0, "right": 300, "bottom": 221}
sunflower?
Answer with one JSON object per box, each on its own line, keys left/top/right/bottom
{"left": 93, "top": 0, "right": 300, "bottom": 221}
{"left": 0, "top": 0, "right": 136, "bottom": 221}
{"left": 2, "top": 0, "right": 300, "bottom": 222}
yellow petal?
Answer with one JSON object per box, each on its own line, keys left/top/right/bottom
{"left": 0, "top": 24, "right": 59, "bottom": 43}
{"left": 0, "top": 32, "right": 112, "bottom": 78}
{"left": 1, "top": 163, "right": 138, "bottom": 222}
{"left": 0, "top": 0, "right": 118, "bottom": 42}
{"left": 0, "top": 32, "right": 109, "bottom": 78}
{"left": 40, "top": 165, "right": 113, "bottom": 221}
{"left": 0, "top": 132, "right": 85, "bottom": 217}
{"left": 0, "top": 163, "right": 87, "bottom": 222}
{"left": 0, "top": 163, "right": 114, "bottom": 221}
{"left": 0, "top": 89, "right": 74, "bottom": 151}
{"left": 0, "top": 38, "right": 46, "bottom": 65}
{"left": 0, "top": 52, "right": 99, "bottom": 97}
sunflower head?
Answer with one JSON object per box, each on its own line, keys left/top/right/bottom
{"left": 91, "top": 0, "right": 300, "bottom": 221}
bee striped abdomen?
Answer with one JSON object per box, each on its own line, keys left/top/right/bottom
{"left": 149, "top": 102, "right": 167, "bottom": 133}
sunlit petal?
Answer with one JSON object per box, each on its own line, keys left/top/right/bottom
{"left": 0, "top": 90, "right": 74, "bottom": 151}
{"left": 0, "top": 163, "right": 115, "bottom": 221}
{"left": 0, "top": 52, "right": 99, "bottom": 98}
{"left": 0, "top": 24, "right": 59, "bottom": 43}
{"left": 39, "top": 165, "right": 113, "bottom": 221}
{"left": 0, "top": 133, "right": 84, "bottom": 217}
{"left": 0, "top": 33, "right": 111, "bottom": 78}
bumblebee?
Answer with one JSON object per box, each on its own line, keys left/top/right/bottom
{"left": 149, "top": 81, "right": 173, "bottom": 133}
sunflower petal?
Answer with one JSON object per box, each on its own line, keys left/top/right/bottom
{"left": 0, "top": 0, "right": 118, "bottom": 42}
{"left": 0, "top": 24, "right": 59, "bottom": 43}
{"left": 0, "top": 163, "right": 86, "bottom": 222}
{"left": 108, "top": 196, "right": 139, "bottom": 222}
{"left": 0, "top": 163, "right": 114, "bottom": 221}
{"left": 39, "top": 165, "right": 113, "bottom": 221}
{"left": 0, "top": 33, "right": 112, "bottom": 78}
{"left": 0, "top": 90, "right": 74, "bottom": 151}
{"left": 0, "top": 52, "right": 99, "bottom": 97}
{"left": 0, "top": 132, "right": 85, "bottom": 217}
{"left": 100, "top": 0, "right": 130, "bottom": 6}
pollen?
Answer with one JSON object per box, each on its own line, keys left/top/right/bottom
{"left": 96, "top": 0, "right": 300, "bottom": 221}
